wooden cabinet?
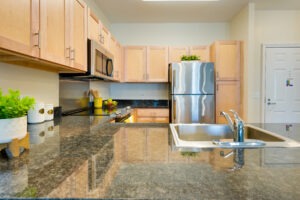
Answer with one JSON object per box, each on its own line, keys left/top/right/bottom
{"left": 211, "top": 40, "right": 242, "bottom": 123}
{"left": 124, "top": 46, "right": 147, "bottom": 82}
{"left": 168, "top": 46, "right": 189, "bottom": 63}
{"left": 0, "top": 0, "right": 87, "bottom": 72}
{"left": 216, "top": 81, "right": 241, "bottom": 124}
{"left": 100, "top": 25, "right": 110, "bottom": 51}
{"left": 189, "top": 46, "right": 209, "bottom": 62}
{"left": 124, "top": 46, "right": 168, "bottom": 82}
{"left": 109, "top": 36, "right": 123, "bottom": 81}
{"left": 125, "top": 127, "right": 147, "bottom": 162}
{"left": 147, "top": 46, "right": 168, "bottom": 82}
{"left": 135, "top": 108, "right": 169, "bottom": 123}
{"left": 40, "top": 0, "right": 67, "bottom": 66}
{"left": 210, "top": 40, "right": 241, "bottom": 81}
{"left": 0, "top": 0, "right": 39, "bottom": 57}
{"left": 124, "top": 127, "right": 168, "bottom": 162}
{"left": 67, "top": 0, "right": 87, "bottom": 71}
{"left": 87, "top": 8, "right": 100, "bottom": 42}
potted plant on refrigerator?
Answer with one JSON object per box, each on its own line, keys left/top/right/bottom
{"left": 0, "top": 89, "right": 35, "bottom": 144}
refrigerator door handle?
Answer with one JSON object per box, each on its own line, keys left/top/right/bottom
{"left": 172, "top": 70, "right": 176, "bottom": 93}
{"left": 173, "top": 99, "right": 176, "bottom": 122}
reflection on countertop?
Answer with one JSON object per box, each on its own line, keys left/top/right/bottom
{"left": 0, "top": 119, "right": 300, "bottom": 199}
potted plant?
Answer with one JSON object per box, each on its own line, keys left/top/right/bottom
{"left": 0, "top": 89, "right": 35, "bottom": 144}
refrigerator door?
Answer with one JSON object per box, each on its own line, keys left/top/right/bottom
{"left": 169, "top": 62, "right": 215, "bottom": 95}
{"left": 170, "top": 94, "right": 215, "bottom": 123}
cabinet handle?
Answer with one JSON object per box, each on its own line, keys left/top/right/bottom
{"left": 33, "top": 32, "right": 40, "bottom": 49}
{"left": 66, "top": 47, "right": 71, "bottom": 58}
{"left": 70, "top": 49, "right": 75, "bottom": 60}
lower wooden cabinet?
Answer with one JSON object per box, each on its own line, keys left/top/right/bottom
{"left": 124, "top": 127, "right": 169, "bottom": 162}
{"left": 135, "top": 108, "right": 169, "bottom": 123}
{"left": 216, "top": 80, "right": 241, "bottom": 124}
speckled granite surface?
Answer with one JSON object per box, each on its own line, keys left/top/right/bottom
{"left": 0, "top": 118, "right": 300, "bottom": 199}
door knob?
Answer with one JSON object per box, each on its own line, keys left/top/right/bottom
{"left": 267, "top": 102, "right": 276, "bottom": 105}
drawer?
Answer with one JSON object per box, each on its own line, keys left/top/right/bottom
{"left": 136, "top": 108, "right": 169, "bottom": 117}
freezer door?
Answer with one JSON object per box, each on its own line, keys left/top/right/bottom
{"left": 170, "top": 95, "right": 215, "bottom": 123}
{"left": 169, "top": 62, "right": 215, "bottom": 95}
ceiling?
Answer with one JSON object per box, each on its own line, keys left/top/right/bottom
{"left": 93, "top": 0, "right": 300, "bottom": 23}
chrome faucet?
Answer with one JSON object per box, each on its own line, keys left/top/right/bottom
{"left": 220, "top": 110, "right": 244, "bottom": 142}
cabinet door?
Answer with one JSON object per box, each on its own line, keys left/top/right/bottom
{"left": 147, "top": 128, "right": 168, "bottom": 162}
{"left": 168, "top": 46, "right": 189, "bottom": 63}
{"left": 211, "top": 41, "right": 241, "bottom": 80}
{"left": 40, "top": 0, "right": 67, "bottom": 66}
{"left": 124, "top": 46, "right": 147, "bottom": 82}
{"left": 68, "top": 0, "right": 87, "bottom": 71}
{"left": 125, "top": 128, "right": 146, "bottom": 162}
{"left": 100, "top": 25, "right": 110, "bottom": 51}
{"left": 110, "top": 37, "right": 123, "bottom": 81}
{"left": 114, "top": 42, "right": 123, "bottom": 81}
{"left": 216, "top": 81, "right": 241, "bottom": 124}
{"left": 0, "top": 0, "right": 39, "bottom": 57}
{"left": 147, "top": 46, "right": 168, "bottom": 82}
{"left": 87, "top": 8, "right": 100, "bottom": 42}
{"left": 189, "top": 46, "right": 209, "bottom": 62}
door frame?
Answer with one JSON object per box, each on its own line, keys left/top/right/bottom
{"left": 261, "top": 44, "right": 300, "bottom": 123}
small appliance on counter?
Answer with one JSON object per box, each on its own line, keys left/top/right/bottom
{"left": 28, "top": 103, "right": 45, "bottom": 123}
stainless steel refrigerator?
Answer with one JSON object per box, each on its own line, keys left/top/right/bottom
{"left": 169, "top": 61, "right": 215, "bottom": 123}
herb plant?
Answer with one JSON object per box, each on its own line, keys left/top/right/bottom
{"left": 0, "top": 89, "right": 35, "bottom": 119}
{"left": 181, "top": 55, "right": 200, "bottom": 61}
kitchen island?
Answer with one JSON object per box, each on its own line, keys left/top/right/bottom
{"left": 0, "top": 116, "right": 300, "bottom": 199}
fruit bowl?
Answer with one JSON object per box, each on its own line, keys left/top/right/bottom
{"left": 103, "top": 99, "right": 118, "bottom": 109}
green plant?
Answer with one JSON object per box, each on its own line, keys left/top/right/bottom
{"left": 16, "top": 186, "right": 38, "bottom": 198}
{"left": 0, "top": 89, "right": 35, "bottom": 119}
{"left": 181, "top": 55, "right": 200, "bottom": 61}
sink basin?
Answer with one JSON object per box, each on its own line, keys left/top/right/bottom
{"left": 170, "top": 123, "right": 300, "bottom": 149}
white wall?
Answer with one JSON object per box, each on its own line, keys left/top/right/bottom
{"left": 111, "top": 23, "right": 230, "bottom": 46}
{"left": 229, "top": 3, "right": 256, "bottom": 122}
{"left": 254, "top": 10, "right": 300, "bottom": 122}
{"left": 0, "top": 63, "right": 59, "bottom": 106}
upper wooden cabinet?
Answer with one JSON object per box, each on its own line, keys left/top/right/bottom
{"left": 168, "top": 46, "right": 189, "bottom": 63}
{"left": 210, "top": 40, "right": 241, "bottom": 80}
{"left": 147, "top": 46, "right": 168, "bottom": 82}
{"left": 87, "top": 8, "right": 100, "bottom": 42}
{"left": 67, "top": 0, "right": 87, "bottom": 71}
{"left": 110, "top": 36, "right": 123, "bottom": 82}
{"left": 0, "top": 0, "right": 39, "bottom": 57}
{"left": 0, "top": 0, "right": 87, "bottom": 72}
{"left": 124, "top": 46, "right": 147, "bottom": 82}
{"left": 189, "top": 46, "right": 209, "bottom": 62}
{"left": 100, "top": 25, "right": 110, "bottom": 51}
{"left": 40, "top": 0, "right": 67, "bottom": 66}
{"left": 87, "top": 8, "right": 110, "bottom": 51}
{"left": 124, "top": 46, "right": 168, "bottom": 82}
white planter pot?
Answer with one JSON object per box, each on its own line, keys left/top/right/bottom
{"left": 0, "top": 116, "right": 27, "bottom": 144}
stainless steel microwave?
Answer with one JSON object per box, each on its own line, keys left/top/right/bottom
{"left": 60, "top": 39, "right": 115, "bottom": 81}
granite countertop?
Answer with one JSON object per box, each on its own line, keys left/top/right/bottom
{"left": 0, "top": 118, "right": 300, "bottom": 199}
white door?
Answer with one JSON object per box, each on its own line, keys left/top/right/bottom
{"left": 265, "top": 47, "right": 300, "bottom": 123}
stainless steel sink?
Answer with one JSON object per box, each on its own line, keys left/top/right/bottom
{"left": 170, "top": 124, "right": 300, "bottom": 149}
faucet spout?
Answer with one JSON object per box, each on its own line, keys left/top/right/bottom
{"left": 221, "top": 110, "right": 245, "bottom": 142}
{"left": 220, "top": 111, "right": 234, "bottom": 132}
